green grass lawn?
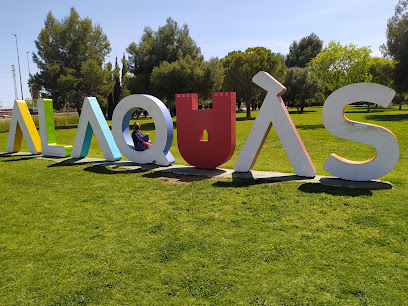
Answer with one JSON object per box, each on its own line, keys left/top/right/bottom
{"left": 1, "top": 105, "right": 407, "bottom": 304}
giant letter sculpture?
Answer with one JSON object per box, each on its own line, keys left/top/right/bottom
{"left": 111, "top": 94, "right": 175, "bottom": 166}
{"left": 234, "top": 72, "right": 316, "bottom": 177}
{"left": 176, "top": 92, "right": 236, "bottom": 169}
{"left": 71, "top": 97, "right": 121, "bottom": 161}
{"left": 6, "top": 100, "right": 41, "bottom": 154}
{"left": 322, "top": 83, "right": 399, "bottom": 181}
{"left": 38, "top": 99, "right": 72, "bottom": 157}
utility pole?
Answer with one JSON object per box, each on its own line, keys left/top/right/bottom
{"left": 26, "top": 51, "right": 31, "bottom": 76}
{"left": 11, "top": 65, "right": 18, "bottom": 100}
{"left": 12, "top": 34, "right": 24, "bottom": 100}
{"left": 27, "top": 51, "right": 34, "bottom": 107}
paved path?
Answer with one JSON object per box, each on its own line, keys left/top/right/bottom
{"left": 1, "top": 152, "right": 393, "bottom": 189}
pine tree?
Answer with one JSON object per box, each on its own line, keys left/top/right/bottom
{"left": 121, "top": 53, "right": 127, "bottom": 79}
{"left": 32, "top": 8, "right": 112, "bottom": 112}
{"left": 107, "top": 91, "right": 114, "bottom": 120}
{"left": 113, "top": 57, "right": 121, "bottom": 107}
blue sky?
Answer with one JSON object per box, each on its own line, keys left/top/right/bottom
{"left": 0, "top": 0, "right": 397, "bottom": 109}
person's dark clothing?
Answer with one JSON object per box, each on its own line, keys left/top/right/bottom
{"left": 132, "top": 130, "right": 150, "bottom": 151}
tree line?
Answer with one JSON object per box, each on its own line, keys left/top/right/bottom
{"left": 31, "top": 2, "right": 408, "bottom": 118}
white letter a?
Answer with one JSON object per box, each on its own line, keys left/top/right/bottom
{"left": 234, "top": 71, "right": 316, "bottom": 177}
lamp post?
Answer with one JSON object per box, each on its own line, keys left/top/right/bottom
{"left": 12, "top": 34, "right": 24, "bottom": 100}
{"left": 26, "top": 51, "right": 31, "bottom": 76}
{"left": 27, "top": 51, "right": 34, "bottom": 108}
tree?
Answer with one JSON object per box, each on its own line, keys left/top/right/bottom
{"left": 307, "top": 41, "right": 372, "bottom": 98}
{"left": 32, "top": 8, "right": 113, "bottom": 113}
{"left": 283, "top": 67, "right": 322, "bottom": 113}
{"left": 107, "top": 57, "right": 127, "bottom": 120}
{"left": 125, "top": 18, "right": 224, "bottom": 114}
{"left": 121, "top": 53, "right": 128, "bottom": 79}
{"left": 150, "top": 55, "right": 224, "bottom": 115}
{"left": 369, "top": 57, "right": 402, "bottom": 110}
{"left": 369, "top": 57, "right": 395, "bottom": 88}
{"left": 199, "top": 58, "right": 225, "bottom": 102}
{"left": 107, "top": 92, "right": 114, "bottom": 120}
{"left": 80, "top": 59, "right": 115, "bottom": 115}
{"left": 126, "top": 17, "right": 202, "bottom": 94}
{"left": 286, "top": 33, "right": 323, "bottom": 68}
{"left": 382, "top": 0, "right": 408, "bottom": 94}
{"left": 113, "top": 57, "right": 121, "bottom": 107}
{"left": 120, "top": 53, "right": 131, "bottom": 100}
{"left": 223, "top": 47, "right": 286, "bottom": 117}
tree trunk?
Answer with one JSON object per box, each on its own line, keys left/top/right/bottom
{"left": 246, "top": 100, "right": 251, "bottom": 118}
{"left": 367, "top": 103, "right": 370, "bottom": 112}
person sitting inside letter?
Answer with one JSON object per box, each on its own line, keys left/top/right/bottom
{"left": 132, "top": 122, "right": 151, "bottom": 151}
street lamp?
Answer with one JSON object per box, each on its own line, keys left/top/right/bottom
{"left": 26, "top": 51, "right": 31, "bottom": 76}
{"left": 12, "top": 34, "right": 24, "bottom": 100}
{"left": 27, "top": 51, "right": 34, "bottom": 108}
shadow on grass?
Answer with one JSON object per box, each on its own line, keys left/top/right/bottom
{"left": 1, "top": 155, "right": 37, "bottom": 162}
{"left": 54, "top": 125, "right": 79, "bottom": 130}
{"left": 287, "top": 109, "right": 317, "bottom": 114}
{"left": 364, "top": 114, "right": 408, "bottom": 122}
{"left": 344, "top": 109, "right": 380, "bottom": 114}
{"left": 236, "top": 117, "right": 256, "bottom": 122}
{"left": 213, "top": 172, "right": 309, "bottom": 188}
{"left": 344, "top": 106, "right": 406, "bottom": 115}
{"left": 84, "top": 165, "right": 149, "bottom": 175}
{"left": 0, "top": 152, "right": 33, "bottom": 157}
{"left": 296, "top": 124, "right": 325, "bottom": 130}
{"left": 47, "top": 158, "right": 110, "bottom": 167}
{"left": 212, "top": 179, "right": 265, "bottom": 188}
{"left": 143, "top": 171, "right": 209, "bottom": 183}
{"left": 166, "top": 166, "right": 225, "bottom": 177}
{"left": 298, "top": 183, "right": 373, "bottom": 196}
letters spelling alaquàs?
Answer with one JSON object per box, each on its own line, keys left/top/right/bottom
{"left": 6, "top": 71, "right": 399, "bottom": 182}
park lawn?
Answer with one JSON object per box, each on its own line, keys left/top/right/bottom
{"left": 0, "top": 105, "right": 407, "bottom": 304}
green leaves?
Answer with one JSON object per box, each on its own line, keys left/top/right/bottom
{"left": 369, "top": 57, "right": 395, "bottom": 88}
{"left": 382, "top": 0, "right": 408, "bottom": 92}
{"left": 126, "top": 17, "right": 202, "bottom": 94}
{"left": 223, "top": 47, "right": 286, "bottom": 117}
{"left": 284, "top": 67, "right": 321, "bottom": 113}
{"left": 307, "top": 41, "right": 372, "bottom": 98}
{"left": 125, "top": 18, "right": 223, "bottom": 110}
{"left": 32, "top": 8, "right": 112, "bottom": 112}
{"left": 286, "top": 33, "right": 323, "bottom": 68}
{"left": 150, "top": 55, "right": 224, "bottom": 110}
